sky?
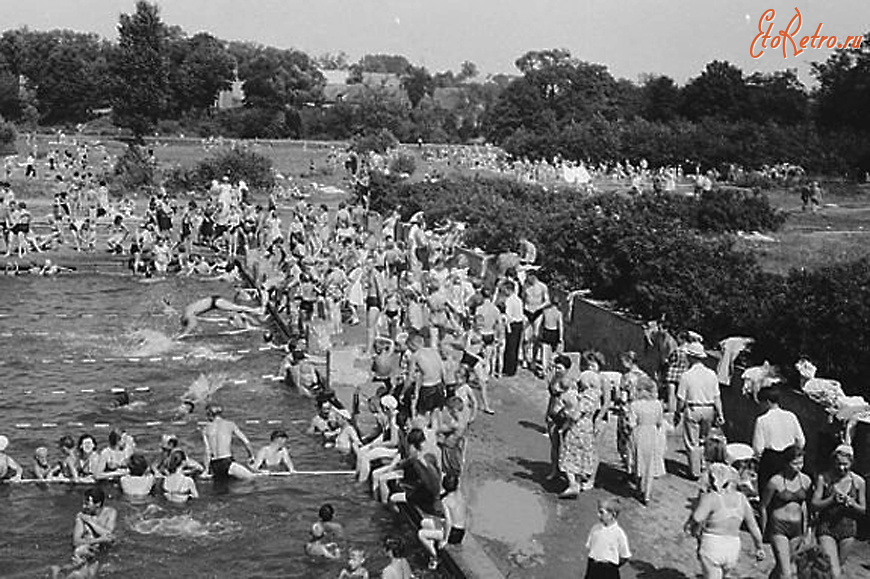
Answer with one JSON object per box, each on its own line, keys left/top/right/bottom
{"left": 5, "top": 0, "right": 870, "bottom": 86}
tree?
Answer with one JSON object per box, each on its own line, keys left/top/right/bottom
{"left": 167, "top": 32, "right": 235, "bottom": 115}
{"left": 315, "top": 51, "right": 350, "bottom": 70}
{"left": 640, "top": 74, "right": 681, "bottom": 122}
{"left": 111, "top": 1, "right": 170, "bottom": 139}
{"left": 745, "top": 69, "right": 808, "bottom": 126}
{"left": 680, "top": 60, "right": 748, "bottom": 122}
{"left": 402, "top": 65, "right": 434, "bottom": 108}
{"left": 811, "top": 33, "right": 870, "bottom": 131}
{"left": 457, "top": 60, "right": 478, "bottom": 83}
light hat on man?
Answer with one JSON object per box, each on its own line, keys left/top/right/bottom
{"left": 683, "top": 342, "right": 707, "bottom": 358}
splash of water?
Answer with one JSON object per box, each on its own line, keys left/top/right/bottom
{"left": 181, "top": 372, "right": 228, "bottom": 407}
{"left": 128, "top": 505, "right": 241, "bottom": 539}
{"left": 120, "top": 328, "right": 178, "bottom": 358}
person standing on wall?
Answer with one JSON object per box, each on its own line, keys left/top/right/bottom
{"left": 752, "top": 387, "right": 805, "bottom": 494}
{"left": 674, "top": 342, "right": 722, "bottom": 481}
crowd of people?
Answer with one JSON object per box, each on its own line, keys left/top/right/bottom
{"left": 2, "top": 136, "right": 868, "bottom": 577}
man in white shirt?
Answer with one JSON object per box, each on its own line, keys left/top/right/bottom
{"left": 501, "top": 280, "right": 525, "bottom": 377}
{"left": 675, "top": 342, "right": 722, "bottom": 480}
{"left": 752, "top": 387, "right": 805, "bottom": 491}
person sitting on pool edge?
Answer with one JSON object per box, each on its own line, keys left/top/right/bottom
{"left": 201, "top": 404, "right": 256, "bottom": 481}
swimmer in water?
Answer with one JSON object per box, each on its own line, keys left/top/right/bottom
{"left": 304, "top": 522, "right": 341, "bottom": 559}
{"left": 0, "top": 435, "right": 23, "bottom": 482}
{"left": 177, "top": 294, "right": 266, "bottom": 338}
{"left": 252, "top": 430, "right": 295, "bottom": 472}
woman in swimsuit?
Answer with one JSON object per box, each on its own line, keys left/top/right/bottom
{"left": 252, "top": 430, "right": 296, "bottom": 472}
{"left": 76, "top": 435, "right": 100, "bottom": 480}
{"left": 760, "top": 445, "right": 811, "bottom": 579}
{"left": 94, "top": 430, "right": 130, "bottom": 482}
{"left": 162, "top": 450, "right": 199, "bottom": 504}
{"left": 812, "top": 444, "right": 866, "bottom": 578}
{"left": 119, "top": 453, "right": 155, "bottom": 498}
{"left": 690, "top": 463, "right": 765, "bottom": 579}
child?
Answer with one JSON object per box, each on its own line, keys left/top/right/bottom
{"left": 585, "top": 498, "right": 631, "bottom": 579}
{"left": 316, "top": 503, "right": 344, "bottom": 541}
{"left": 304, "top": 522, "right": 340, "bottom": 560}
{"left": 338, "top": 547, "right": 369, "bottom": 579}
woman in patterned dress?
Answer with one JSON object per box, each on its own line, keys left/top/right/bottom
{"left": 558, "top": 366, "right": 602, "bottom": 498}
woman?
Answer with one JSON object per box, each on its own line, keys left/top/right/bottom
{"left": 616, "top": 351, "right": 649, "bottom": 474}
{"left": 690, "top": 463, "right": 765, "bottom": 579}
{"left": 558, "top": 364, "right": 602, "bottom": 497}
{"left": 381, "top": 536, "right": 413, "bottom": 579}
{"left": 119, "top": 453, "right": 155, "bottom": 498}
{"left": 760, "top": 445, "right": 812, "bottom": 579}
{"left": 162, "top": 450, "right": 199, "bottom": 504}
{"left": 252, "top": 430, "right": 296, "bottom": 472}
{"left": 629, "top": 375, "right": 666, "bottom": 505}
{"left": 76, "top": 435, "right": 100, "bottom": 480}
{"left": 812, "top": 444, "right": 867, "bottom": 578}
{"left": 545, "top": 355, "right": 572, "bottom": 481}
{"left": 93, "top": 430, "right": 129, "bottom": 481}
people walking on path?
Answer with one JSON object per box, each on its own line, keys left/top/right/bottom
{"left": 674, "top": 342, "right": 721, "bottom": 480}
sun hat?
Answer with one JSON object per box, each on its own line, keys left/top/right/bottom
{"left": 833, "top": 444, "right": 855, "bottom": 458}
{"left": 683, "top": 342, "right": 707, "bottom": 358}
{"left": 725, "top": 443, "right": 754, "bottom": 465}
{"left": 0, "top": 435, "right": 8, "bottom": 452}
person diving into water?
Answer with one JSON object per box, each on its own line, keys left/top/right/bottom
{"left": 175, "top": 293, "right": 267, "bottom": 338}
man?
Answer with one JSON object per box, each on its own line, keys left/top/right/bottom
{"left": 408, "top": 332, "right": 445, "bottom": 421}
{"left": 752, "top": 387, "right": 805, "bottom": 491}
{"left": 674, "top": 342, "right": 722, "bottom": 480}
{"left": 201, "top": 404, "right": 256, "bottom": 481}
{"left": 521, "top": 273, "right": 550, "bottom": 372}
{"left": 663, "top": 330, "right": 691, "bottom": 414}
{"left": 501, "top": 280, "right": 525, "bottom": 377}
{"left": 73, "top": 487, "right": 117, "bottom": 556}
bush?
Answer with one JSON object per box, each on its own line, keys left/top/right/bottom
{"left": 0, "top": 117, "right": 16, "bottom": 156}
{"left": 388, "top": 153, "right": 416, "bottom": 177}
{"left": 113, "top": 144, "right": 156, "bottom": 192}
{"left": 164, "top": 144, "right": 275, "bottom": 194}
{"left": 352, "top": 129, "right": 398, "bottom": 155}
{"left": 694, "top": 187, "right": 787, "bottom": 233}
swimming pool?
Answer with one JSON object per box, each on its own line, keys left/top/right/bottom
{"left": 0, "top": 274, "right": 422, "bottom": 578}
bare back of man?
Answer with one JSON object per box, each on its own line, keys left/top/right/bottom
{"left": 202, "top": 407, "right": 256, "bottom": 481}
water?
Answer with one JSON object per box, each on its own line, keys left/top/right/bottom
{"left": 0, "top": 275, "right": 413, "bottom": 578}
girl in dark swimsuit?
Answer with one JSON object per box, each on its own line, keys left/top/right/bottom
{"left": 760, "top": 445, "right": 811, "bottom": 579}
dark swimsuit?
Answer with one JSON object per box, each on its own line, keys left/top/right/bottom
{"left": 816, "top": 473, "right": 860, "bottom": 541}
{"left": 540, "top": 328, "right": 561, "bottom": 346}
{"left": 767, "top": 480, "right": 808, "bottom": 540}
{"left": 210, "top": 457, "right": 233, "bottom": 481}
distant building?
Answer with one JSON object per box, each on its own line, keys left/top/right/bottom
{"left": 215, "top": 79, "right": 245, "bottom": 110}
{"left": 319, "top": 69, "right": 407, "bottom": 107}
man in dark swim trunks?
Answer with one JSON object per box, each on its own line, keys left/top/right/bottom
{"left": 201, "top": 404, "right": 256, "bottom": 481}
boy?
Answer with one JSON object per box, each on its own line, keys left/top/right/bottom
{"left": 585, "top": 498, "right": 630, "bottom": 579}
{"left": 338, "top": 547, "right": 369, "bottom": 579}
{"left": 417, "top": 473, "right": 467, "bottom": 570}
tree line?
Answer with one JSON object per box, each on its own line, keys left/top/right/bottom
{"left": 1, "top": 2, "right": 869, "bottom": 174}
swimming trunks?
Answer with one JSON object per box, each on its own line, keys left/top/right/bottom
{"left": 447, "top": 527, "right": 466, "bottom": 545}
{"left": 540, "top": 328, "right": 560, "bottom": 347}
{"left": 210, "top": 457, "right": 233, "bottom": 481}
{"left": 366, "top": 296, "right": 380, "bottom": 311}
{"left": 524, "top": 308, "right": 543, "bottom": 324}
{"left": 416, "top": 384, "right": 446, "bottom": 415}
{"left": 481, "top": 334, "right": 495, "bottom": 346}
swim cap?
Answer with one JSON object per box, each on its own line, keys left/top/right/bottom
{"left": 0, "top": 435, "right": 8, "bottom": 452}
{"left": 311, "top": 522, "right": 325, "bottom": 538}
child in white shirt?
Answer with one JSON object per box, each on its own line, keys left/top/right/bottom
{"left": 585, "top": 498, "right": 631, "bottom": 579}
